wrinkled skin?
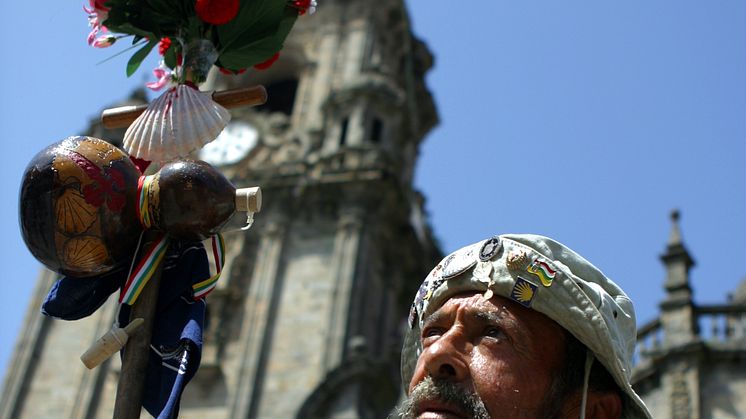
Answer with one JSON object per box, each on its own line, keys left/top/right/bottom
{"left": 404, "top": 293, "right": 570, "bottom": 419}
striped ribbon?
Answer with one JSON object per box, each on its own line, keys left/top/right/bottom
{"left": 120, "top": 234, "right": 169, "bottom": 305}
{"left": 120, "top": 233, "right": 225, "bottom": 304}
{"left": 136, "top": 175, "right": 155, "bottom": 229}
{"left": 192, "top": 234, "right": 225, "bottom": 300}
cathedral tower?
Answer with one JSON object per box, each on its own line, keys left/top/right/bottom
{"left": 1, "top": 1, "right": 440, "bottom": 418}
{"left": 633, "top": 212, "right": 746, "bottom": 418}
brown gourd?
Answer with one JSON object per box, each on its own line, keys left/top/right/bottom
{"left": 19, "top": 136, "right": 260, "bottom": 278}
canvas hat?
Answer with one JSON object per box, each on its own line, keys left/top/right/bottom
{"left": 401, "top": 234, "right": 652, "bottom": 419}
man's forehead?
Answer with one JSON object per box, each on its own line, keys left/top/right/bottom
{"left": 426, "top": 292, "right": 562, "bottom": 333}
{"left": 424, "top": 293, "right": 514, "bottom": 322}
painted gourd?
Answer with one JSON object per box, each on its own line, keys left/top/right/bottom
{"left": 141, "top": 159, "right": 245, "bottom": 240}
{"left": 19, "top": 136, "right": 140, "bottom": 277}
{"left": 20, "top": 136, "right": 260, "bottom": 278}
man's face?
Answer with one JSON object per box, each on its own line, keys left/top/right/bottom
{"left": 402, "top": 293, "right": 569, "bottom": 419}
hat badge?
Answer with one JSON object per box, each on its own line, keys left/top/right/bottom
{"left": 510, "top": 277, "right": 538, "bottom": 307}
{"left": 478, "top": 236, "right": 502, "bottom": 262}
{"left": 527, "top": 258, "right": 557, "bottom": 287}
{"left": 506, "top": 250, "right": 529, "bottom": 271}
{"left": 441, "top": 243, "right": 480, "bottom": 279}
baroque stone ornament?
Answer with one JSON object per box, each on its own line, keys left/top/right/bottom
{"left": 670, "top": 372, "right": 692, "bottom": 419}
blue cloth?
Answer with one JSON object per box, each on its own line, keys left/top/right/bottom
{"left": 41, "top": 267, "right": 125, "bottom": 320}
{"left": 119, "top": 239, "right": 207, "bottom": 418}
{"left": 42, "top": 239, "right": 208, "bottom": 419}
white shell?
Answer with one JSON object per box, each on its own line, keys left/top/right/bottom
{"left": 123, "top": 85, "right": 231, "bottom": 161}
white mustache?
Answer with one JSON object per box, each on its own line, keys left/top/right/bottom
{"left": 390, "top": 376, "right": 491, "bottom": 419}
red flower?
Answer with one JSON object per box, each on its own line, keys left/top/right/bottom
{"left": 254, "top": 52, "right": 280, "bottom": 70}
{"left": 195, "top": 0, "right": 240, "bottom": 25}
{"left": 91, "top": 0, "right": 109, "bottom": 11}
{"left": 158, "top": 37, "right": 172, "bottom": 56}
{"left": 70, "top": 152, "right": 127, "bottom": 212}
{"left": 291, "top": 0, "right": 316, "bottom": 15}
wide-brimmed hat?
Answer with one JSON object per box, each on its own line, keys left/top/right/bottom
{"left": 401, "top": 234, "right": 652, "bottom": 419}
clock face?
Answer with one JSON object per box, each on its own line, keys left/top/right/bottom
{"left": 200, "top": 121, "right": 259, "bottom": 166}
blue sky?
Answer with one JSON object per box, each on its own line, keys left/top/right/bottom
{"left": 1, "top": 1, "right": 745, "bottom": 381}
{"left": 407, "top": 1, "right": 746, "bottom": 318}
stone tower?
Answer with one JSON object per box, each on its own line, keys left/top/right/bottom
{"left": 0, "top": 1, "right": 441, "bottom": 418}
{"left": 633, "top": 211, "right": 746, "bottom": 418}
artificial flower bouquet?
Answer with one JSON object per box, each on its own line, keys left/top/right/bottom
{"left": 84, "top": 0, "right": 316, "bottom": 162}
{"left": 87, "top": 0, "right": 316, "bottom": 86}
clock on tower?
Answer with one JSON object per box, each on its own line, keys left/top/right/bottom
{"left": 200, "top": 120, "right": 258, "bottom": 166}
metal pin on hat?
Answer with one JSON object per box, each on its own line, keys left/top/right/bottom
{"left": 483, "top": 287, "right": 494, "bottom": 300}
{"left": 479, "top": 236, "right": 502, "bottom": 261}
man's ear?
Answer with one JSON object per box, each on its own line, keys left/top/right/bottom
{"left": 584, "top": 391, "right": 622, "bottom": 419}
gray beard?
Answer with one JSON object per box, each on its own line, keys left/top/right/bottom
{"left": 389, "top": 377, "right": 491, "bottom": 419}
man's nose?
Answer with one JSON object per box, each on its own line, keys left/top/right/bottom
{"left": 423, "top": 330, "right": 469, "bottom": 381}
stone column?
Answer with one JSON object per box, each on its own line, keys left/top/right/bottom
{"left": 323, "top": 206, "right": 364, "bottom": 371}
{"left": 667, "top": 361, "right": 701, "bottom": 419}
{"left": 306, "top": 27, "right": 340, "bottom": 132}
{"left": 342, "top": 19, "right": 369, "bottom": 82}
{"left": 230, "top": 217, "right": 287, "bottom": 419}
{"left": 68, "top": 297, "right": 120, "bottom": 419}
{"left": 0, "top": 269, "right": 57, "bottom": 418}
{"left": 200, "top": 232, "right": 247, "bottom": 368}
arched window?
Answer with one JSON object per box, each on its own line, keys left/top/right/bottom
{"left": 256, "top": 78, "right": 298, "bottom": 115}
{"left": 370, "top": 117, "right": 383, "bottom": 144}
{"left": 339, "top": 117, "right": 350, "bottom": 146}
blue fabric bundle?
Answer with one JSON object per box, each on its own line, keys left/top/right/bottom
{"left": 42, "top": 239, "right": 208, "bottom": 418}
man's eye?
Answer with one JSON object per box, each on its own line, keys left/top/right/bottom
{"left": 422, "top": 327, "right": 444, "bottom": 340}
{"left": 484, "top": 326, "right": 505, "bottom": 340}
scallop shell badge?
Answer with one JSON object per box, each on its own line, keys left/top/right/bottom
{"left": 123, "top": 84, "right": 231, "bottom": 162}
{"left": 510, "top": 277, "right": 538, "bottom": 307}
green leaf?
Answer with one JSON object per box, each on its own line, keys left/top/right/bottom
{"left": 126, "top": 40, "right": 157, "bottom": 77}
{"left": 187, "top": 15, "right": 203, "bottom": 39}
{"left": 105, "top": 21, "right": 156, "bottom": 41}
{"left": 216, "top": 0, "right": 289, "bottom": 51}
{"left": 217, "top": 10, "right": 298, "bottom": 69}
{"left": 103, "top": 0, "right": 184, "bottom": 40}
{"left": 164, "top": 42, "right": 178, "bottom": 69}
{"left": 147, "top": 0, "right": 181, "bottom": 16}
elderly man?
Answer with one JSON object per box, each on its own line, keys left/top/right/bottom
{"left": 394, "top": 234, "right": 652, "bottom": 419}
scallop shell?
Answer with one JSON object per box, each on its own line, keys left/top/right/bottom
{"left": 61, "top": 236, "right": 110, "bottom": 272}
{"left": 123, "top": 84, "right": 231, "bottom": 161}
{"left": 55, "top": 188, "right": 97, "bottom": 234}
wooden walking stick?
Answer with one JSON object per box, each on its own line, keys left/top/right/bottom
{"left": 19, "top": 0, "right": 303, "bottom": 416}
{"left": 105, "top": 86, "right": 266, "bottom": 418}
{"left": 113, "top": 230, "right": 166, "bottom": 419}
